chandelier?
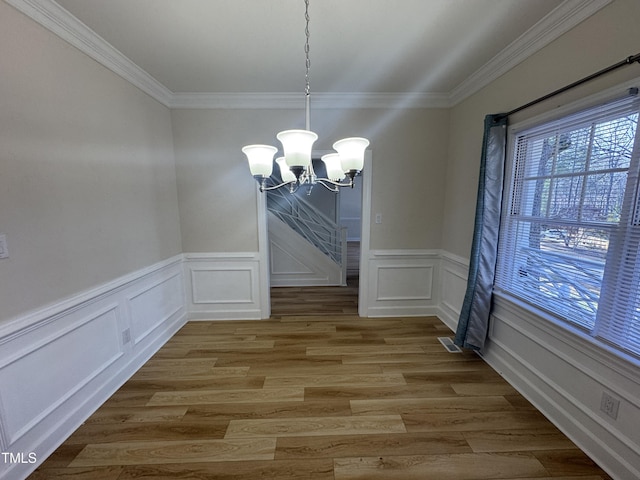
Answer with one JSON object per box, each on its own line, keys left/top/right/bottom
{"left": 242, "top": 0, "right": 369, "bottom": 193}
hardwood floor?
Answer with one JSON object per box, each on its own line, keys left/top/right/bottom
{"left": 29, "top": 288, "right": 612, "bottom": 479}
{"left": 270, "top": 277, "right": 359, "bottom": 317}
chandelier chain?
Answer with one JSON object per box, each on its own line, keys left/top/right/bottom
{"left": 304, "top": 0, "right": 311, "bottom": 97}
{"left": 241, "top": 0, "right": 368, "bottom": 195}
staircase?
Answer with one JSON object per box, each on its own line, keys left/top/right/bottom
{"left": 267, "top": 187, "right": 347, "bottom": 287}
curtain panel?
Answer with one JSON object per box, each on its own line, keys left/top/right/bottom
{"left": 454, "top": 114, "right": 508, "bottom": 350}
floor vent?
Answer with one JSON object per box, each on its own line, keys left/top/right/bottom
{"left": 438, "top": 336, "right": 463, "bottom": 353}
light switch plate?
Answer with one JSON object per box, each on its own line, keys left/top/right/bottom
{"left": 0, "top": 234, "right": 8, "bottom": 259}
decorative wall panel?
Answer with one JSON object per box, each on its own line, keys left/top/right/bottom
{"left": 184, "top": 253, "right": 263, "bottom": 320}
{"left": 0, "top": 256, "right": 186, "bottom": 480}
{"left": 363, "top": 250, "right": 439, "bottom": 317}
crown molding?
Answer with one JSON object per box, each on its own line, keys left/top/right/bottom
{"left": 6, "top": 0, "right": 612, "bottom": 110}
{"left": 311, "top": 92, "right": 451, "bottom": 109}
{"left": 169, "top": 92, "right": 450, "bottom": 109}
{"left": 4, "top": 0, "right": 174, "bottom": 106}
{"left": 170, "top": 93, "right": 303, "bottom": 110}
{"left": 448, "top": 0, "right": 613, "bottom": 106}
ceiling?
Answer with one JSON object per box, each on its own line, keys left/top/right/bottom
{"left": 14, "top": 0, "right": 609, "bottom": 107}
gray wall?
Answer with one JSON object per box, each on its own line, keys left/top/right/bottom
{"left": 171, "top": 107, "right": 449, "bottom": 253}
{"left": 441, "top": 1, "right": 640, "bottom": 476}
{"left": 0, "top": 1, "right": 182, "bottom": 323}
{"left": 443, "top": 0, "right": 640, "bottom": 258}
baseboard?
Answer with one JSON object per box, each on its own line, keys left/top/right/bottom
{"left": 435, "top": 249, "right": 639, "bottom": 479}
{"left": 367, "top": 305, "right": 441, "bottom": 318}
{"left": 481, "top": 298, "right": 640, "bottom": 480}
{"left": 0, "top": 256, "right": 187, "bottom": 480}
{"left": 5, "top": 248, "right": 637, "bottom": 479}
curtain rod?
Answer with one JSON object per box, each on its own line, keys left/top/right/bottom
{"left": 495, "top": 52, "right": 640, "bottom": 122}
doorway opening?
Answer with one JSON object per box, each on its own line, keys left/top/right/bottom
{"left": 259, "top": 151, "right": 371, "bottom": 318}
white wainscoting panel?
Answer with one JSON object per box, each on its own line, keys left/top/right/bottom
{"left": 437, "top": 251, "right": 469, "bottom": 331}
{"left": 128, "top": 272, "right": 184, "bottom": 345}
{"left": 363, "top": 250, "right": 440, "bottom": 317}
{"left": 184, "top": 253, "right": 264, "bottom": 320}
{"left": 436, "top": 250, "right": 640, "bottom": 477}
{"left": 483, "top": 296, "right": 640, "bottom": 479}
{"left": 0, "top": 305, "right": 122, "bottom": 445}
{"left": 0, "top": 256, "right": 186, "bottom": 480}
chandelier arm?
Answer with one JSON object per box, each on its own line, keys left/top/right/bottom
{"left": 258, "top": 178, "right": 297, "bottom": 192}
{"left": 241, "top": 0, "right": 370, "bottom": 196}
{"left": 314, "top": 180, "right": 338, "bottom": 193}
{"left": 315, "top": 178, "right": 355, "bottom": 190}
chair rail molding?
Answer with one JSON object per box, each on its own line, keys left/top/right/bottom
{"left": 5, "top": 246, "right": 637, "bottom": 479}
{"left": 0, "top": 255, "right": 187, "bottom": 480}
{"left": 483, "top": 296, "right": 640, "bottom": 480}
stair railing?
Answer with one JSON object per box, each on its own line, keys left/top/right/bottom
{"left": 267, "top": 188, "right": 346, "bottom": 267}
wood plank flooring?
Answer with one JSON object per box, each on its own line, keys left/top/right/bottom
{"left": 29, "top": 291, "right": 612, "bottom": 479}
{"left": 269, "top": 277, "right": 359, "bottom": 317}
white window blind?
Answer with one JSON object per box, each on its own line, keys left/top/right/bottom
{"left": 495, "top": 93, "right": 640, "bottom": 358}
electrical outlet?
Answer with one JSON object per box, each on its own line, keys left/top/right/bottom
{"left": 600, "top": 392, "right": 620, "bottom": 420}
{"left": 122, "top": 328, "right": 131, "bottom": 345}
{"left": 0, "top": 234, "right": 8, "bottom": 259}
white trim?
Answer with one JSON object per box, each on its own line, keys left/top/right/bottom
{"left": 0, "top": 256, "right": 187, "bottom": 480}
{"left": 483, "top": 296, "right": 640, "bottom": 480}
{"left": 183, "top": 252, "right": 258, "bottom": 260}
{"left": 493, "top": 292, "right": 640, "bottom": 383}
{"left": 482, "top": 335, "right": 640, "bottom": 480}
{"left": 4, "top": 0, "right": 174, "bottom": 106}
{"left": 449, "top": 0, "right": 613, "bottom": 105}
{"left": 0, "top": 305, "right": 124, "bottom": 445}
{"left": 256, "top": 188, "right": 271, "bottom": 318}
{"left": 126, "top": 272, "right": 184, "bottom": 345}
{"left": 183, "top": 253, "right": 263, "bottom": 320}
{"left": 363, "top": 249, "right": 439, "bottom": 318}
{"left": 0, "top": 254, "right": 183, "bottom": 341}
{"left": 170, "top": 92, "right": 451, "bottom": 110}
{"left": 5, "top": 0, "right": 610, "bottom": 110}
{"left": 509, "top": 76, "right": 640, "bottom": 133}
{"left": 438, "top": 250, "right": 470, "bottom": 269}
{"left": 437, "top": 252, "right": 469, "bottom": 332}
{"left": 375, "top": 265, "right": 434, "bottom": 301}
{"left": 433, "top": 248, "right": 640, "bottom": 480}
{"left": 3, "top": 248, "right": 639, "bottom": 479}
{"left": 440, "top": 268, "right": 465, "bottom": 317}
{"left": 358, "top": 152, "right": 373, "bottom": 317}
{"left": 370, "top": 249, "right": 440, "bottom": 258}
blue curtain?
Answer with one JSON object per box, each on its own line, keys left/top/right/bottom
{"left": 454, "top": 114, "right": 508, "bottom": 351}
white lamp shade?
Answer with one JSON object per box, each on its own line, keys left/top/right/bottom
{"left": 276, "top": 157, "right": 297, "bottom": 183}
{"left": 320, "top": 153, "right": 346, "bottom": 181}
{"left": 242, "top": 144, "right": 277, "bottom": 177}
{"left": 333, "top": 137, "right": 369, "bottom": 172}
{"left": 276, "top": 129, "right": 318, "bottom": 168}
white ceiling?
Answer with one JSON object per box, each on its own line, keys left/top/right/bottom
{"left": 12, "top": 0, "right": 610, "bottom": 107}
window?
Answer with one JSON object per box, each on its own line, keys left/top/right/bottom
{"left": 495, "top": 93, "right": 640, "bottom": 358}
